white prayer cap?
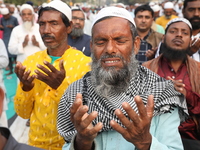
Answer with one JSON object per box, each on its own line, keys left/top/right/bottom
{"left": 71, "top": 6, "right": 79, "bottom": 10}
{"left": 1, "top": 7, "right": 9, "bottom": 15}
{"left": 1, "top": 4, "right": 5, "bottom": 8}
{"left": 71, "top": 6, "right": 84, "bottom": 12}
{"left": 178, "top": 0, "right": 183, "bottom": 4}
{"left": 151, "top": 4, "right": 161, "bottom": 12}
{"left": 115, "top": 3, "right": 126, "bottom": 8}
{"left": 9, "top": 4, "right": 15, "bottom": 8}
{"left": 20, "top": 4, "right": 34, "bottom": 14}
{"left": 166, "top": 18, "right": 192, "bottom": 30}
{"left": 42, "top": 3, "right": 47, "bottom": 7}
{"left": 92, "top": 7, "right": 135, "bottom": 28}
{"left": 43, "top": 0, "right": 71, "bottom": 21}
{"left": 135, "top": 3, "right": 140, "bottom": 7}
{"left": 164, "top": 2, "right": 174, "bottom": 9}
{"left": 149, "top": 2, "right": 155, "bottom": 7}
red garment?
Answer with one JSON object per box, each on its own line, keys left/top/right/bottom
{"left": 157, "top": 57, "right": 200, "bottom": 140}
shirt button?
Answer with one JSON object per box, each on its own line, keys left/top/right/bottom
{"left": 171, "top": 69, "right": 173, "bottom": 71}
{"left": 172, "top": 76, "right": 175, "bottom": 79}
{"left": 48, "top": 89, "right": 51, "bottom": 91}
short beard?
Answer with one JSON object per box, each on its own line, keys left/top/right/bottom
{"left": 189, "top": 17, "right": 200, "bottom": 30}
{"left": 70, "top": 28, "right": 84, "bottom": 37}
{"left": 23, "top": 21, "right": 33, "bottom": 31}
{"left": 91, "top": 51, "right": 138, "bottom": 99}
{"left": 165, "top": 15, "right": 171, "bottom": 19}
{"left": 162, "top": 41, "right": 188, "bottom": 61}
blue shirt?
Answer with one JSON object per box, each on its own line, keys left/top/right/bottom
{"left": 1, "top": 15, "right": 18, "bottom": 57}
{"left": 62, "top": 108, "right": 183, "bottom": 150}
{"left": 68, "top": 34, "right": 91, "bottom": 57}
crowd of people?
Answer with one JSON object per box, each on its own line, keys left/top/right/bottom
{"left": 0, "top": 0, "right": 200, "bottom": 150}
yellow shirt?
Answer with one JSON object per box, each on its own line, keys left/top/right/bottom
{"left": 14, "top": 47, "right": 91, "bottom": 150}
{"left": 155, "top": 15, "right": 178, "bottom": 29}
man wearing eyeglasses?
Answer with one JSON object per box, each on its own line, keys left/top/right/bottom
{"left": 68, "top": 7, "right": 91, "bottom": 56}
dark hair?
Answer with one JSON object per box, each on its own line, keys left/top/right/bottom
{"left": 38, "top": 7, "right": 70, "bottom": 27}
{"left": 134, "top": 4, "right": 154, "bottom": 17}
{"left": 183, "top": 0, "right": 198, "bottom": 9}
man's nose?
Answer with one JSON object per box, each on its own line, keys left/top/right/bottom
{"left": 105, "top": 40, "right": 117, "bottom": 54}
{"left": 43, "top": 24, "right": 51, "bottom": 33}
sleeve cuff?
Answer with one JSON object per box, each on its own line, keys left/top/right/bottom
{"left": 69, "top": 134, "right": 97, "bottom": 150}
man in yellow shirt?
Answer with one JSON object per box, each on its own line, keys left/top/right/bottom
{"left": 14, "top": 1, "right": 91, "bottom": 149}
{"left": 156, "top": 2, "right": 178, "bottom": 29}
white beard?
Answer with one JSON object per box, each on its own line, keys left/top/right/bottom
{"left": 23, "top": 21, "right": 33, "bottom": 31}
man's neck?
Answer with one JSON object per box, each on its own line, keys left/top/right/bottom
{"left": 137, "top": 29, "right": 150, "bottom": 40}
{"left": 0, "top": 134, "right": 7, "bottom": 150}
{"left": 170, "top": 59, "right": 184, "bottom": 72}
{"left": 71, "top": 35, "right": 78, "bottom": 39}
{"left": 47, "top": 43, "right": 69, "bottom": 57}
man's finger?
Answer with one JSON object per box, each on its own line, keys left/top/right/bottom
{"left": 59, "top": 60, "right": 65, "bottom": 73}
{"left": 146, "top": 95, "right": 154, "bottom": 118}
{"left": 36, "top": 63, "right": 52, "bottom": 75}
{"left": 70, "top": 93, "right": 83, "bottom": 117}
{"left": 114, "top": 108, "right": 135, "bottom": 128}
{"left": 110, "top": 120, "right": 127, "bottom": 135}
{"left": 134, "top": 96, "right": 147, "bottom": 120}
{"left": 43, "top": 61, "right": 58, "bottom": 73}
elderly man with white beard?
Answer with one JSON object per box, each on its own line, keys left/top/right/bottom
{"left": 57, "top": 7, "right": 186, "bottom": 150}
{"left": 8, "top": 4, "right": 46, "bottom": 63}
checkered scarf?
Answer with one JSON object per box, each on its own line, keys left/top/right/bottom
{"left": 57, "top": 65, "right": 187, "bottom": 142}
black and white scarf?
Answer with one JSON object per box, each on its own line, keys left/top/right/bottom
{"left": 57, "top": 65, "right": 187, "bottom": 142}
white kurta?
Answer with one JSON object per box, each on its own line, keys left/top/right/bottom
{"left": 0, "top": 39, "right": 9, "bottom": 127}
{"left": 8, "top": 23, "right": 46, "bottom": 63}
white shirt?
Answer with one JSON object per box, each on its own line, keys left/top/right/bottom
{"left": 0, "top": 39, "right": 8, "bottom": 127}
{"left": 8, "top": 23, "right": 46, "bottom": 62}
{"left": 191, "top": 33, "right": 200, "bottom": 62}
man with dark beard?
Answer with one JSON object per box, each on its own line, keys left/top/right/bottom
{"left": 68, "top": 7, "right": 91, "bottom": 56}
{"left": 57, "top": 7, "right": 186, "bottom": 150}
{"left": 182, "top": 0, "right": 200, "bottom": 62}
{"left": 143, "top": 18, "right": 200, "bottom": 150}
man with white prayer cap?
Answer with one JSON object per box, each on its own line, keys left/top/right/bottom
{"left": 57, "top": 6, "right": 185, "bottom": 150}
{"left": 0, "top": 7, "right": 18, "bottom": 75}
{"left": 151, "top": 4, "right": 161, "bottom": 20}
{"left": 143, "top": 17, "right": 200, "bottom": 150}
{"left": 156, "top": 1, "right": 178, "bottom": 29}
{"left": 14, "top": 0, "right": 91, "bottom": 149}
{"left": 8, "top": 4, "right": 46, "bottom": 63}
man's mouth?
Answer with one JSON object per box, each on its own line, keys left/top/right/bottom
{"left": 104, "top": 60, "right": 119, "bottom": 63}
{"left": 172, "top": 39, "right": 183, "bottom": 45}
